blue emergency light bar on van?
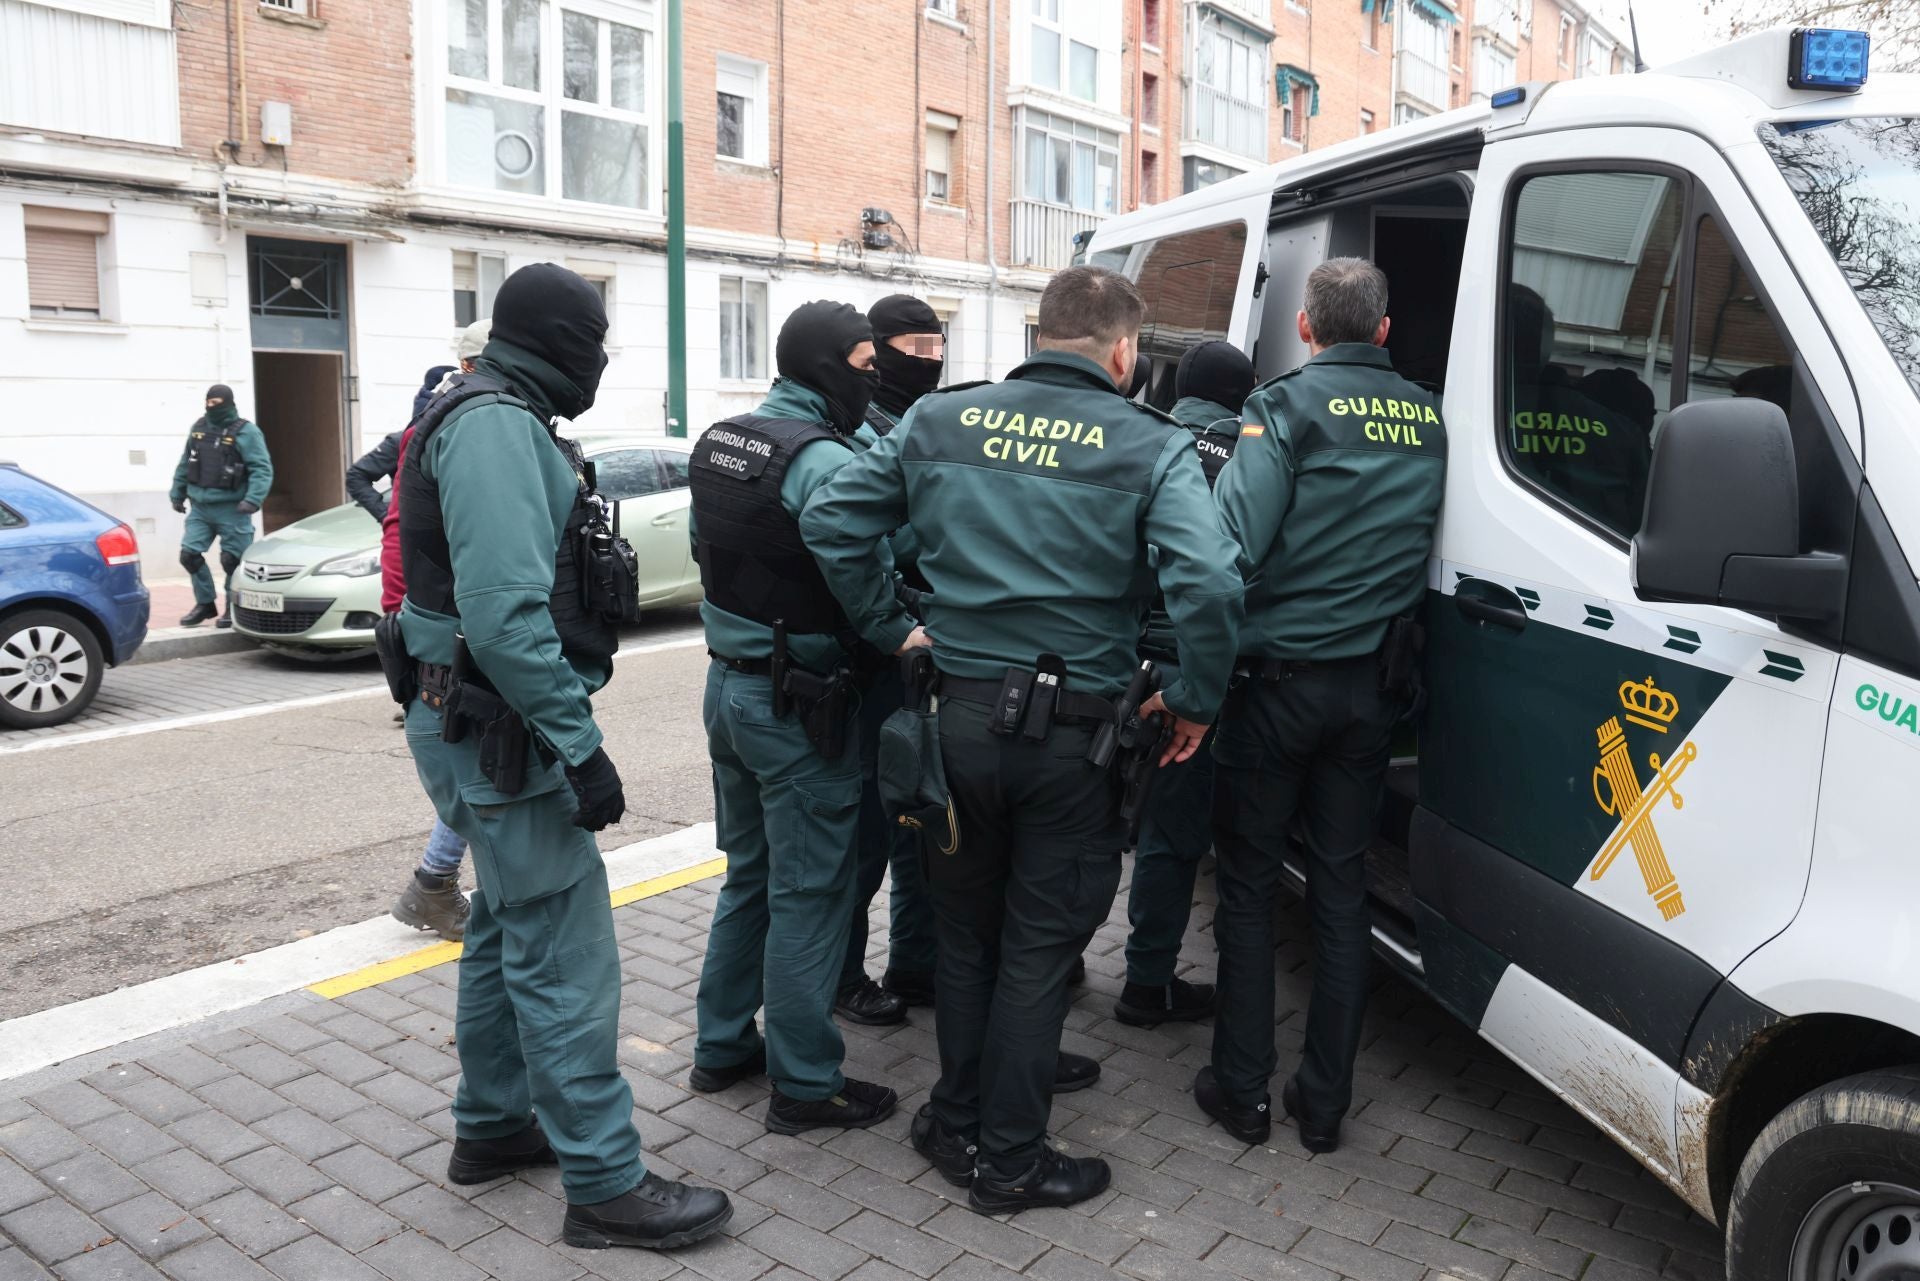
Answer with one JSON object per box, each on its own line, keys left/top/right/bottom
{"left": 1789, "top": 28, "right": 1870, "bottom": 91}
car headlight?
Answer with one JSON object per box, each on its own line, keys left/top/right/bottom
{"left": 314, "top": 549, "right": 381, "bottom": 578}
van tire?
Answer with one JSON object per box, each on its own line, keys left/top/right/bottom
{"left": 1726, "top": 1067, "right": 1920, "bottom": 1281}
{"left": 0, "top": 607, "right": 106, "bottom": 730}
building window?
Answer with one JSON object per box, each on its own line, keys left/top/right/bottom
{"left": 1473, "top": 37, "right": 1517, "bottom": 99}
{"left": 1181, "top": 154, "right": 1242, "bottom": 193}
{"left": 452, "top": 250, "right": 506, "bottom": 326}
{"left": 719, "top": 276, "right": 767, "bottom": 381}
{"left": 1188, "top": 7, "right": 1268, "bottom": 162}
{"left": 1028, "top": 0, "right": 1099, "bottom": 100}
{"left": 925, "top": 110, "right": 958, "bottom": 203}
{"left": 926, "top": 0, "right": 957, "bottom": 15}
{"left": 260, "top": 0, "right": 313, "bottom": 13}
{"left": 715, "top": 54, "right": 768, "bottom": 165}
{"left": 444, "top": 0, "right": 656, "bottom": 210}
{"left": 1451, "top": 27, "right": 1463, "bottom": 67}
{"left": 1024, "top": 319, "right": 1041, "bottom": 359}
{"left": 1141, "top": 0, "right": 1161, "bottom": 46}
{"left": 1020, "top": 108, "right": 1120, "bottom": 213}
{"left": 24, "top": 207, "right": 107, "bottom": 320}
{"left": 1558, "top": 13, "right": 1577, "bottom": 66}
{"left": 1282, "top": 83, "right": 1311, "bottom": 144}
{"left": 1140, "top": 149, "right": 1160, "bottom": 203}
{"left": 1141, "top": 71, "right": 1160, "bottom": 129}
{"left": 1360, "top": 107, "right": 1376, "bottom": 134}
{"left": 1398, "top": 4, "right": 1450, "bottom": 110}
{"left": 1584, "top": 34, "right": 1613, "bottom": 77}
{"left": 1366, "top": 0, "right": 1381, "bottom": 49}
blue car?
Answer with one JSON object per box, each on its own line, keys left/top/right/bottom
{"left": 0, "top": 462, "right": 150, "bottom": 729}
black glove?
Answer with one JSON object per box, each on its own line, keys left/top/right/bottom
{"left": 894, "top": 579, "right": 927, "bottom": 624}
{"left": 171, "top": 499, "right": 186, "bottom": 514}
{"left": 237, "top": 500, "right": 261, "bottom": 515}
{"left": 565, "top": 746, "right": 626, "bottom": 831}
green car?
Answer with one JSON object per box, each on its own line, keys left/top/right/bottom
{"left": 232, "top": 437, "right": 700, "bottom": 658}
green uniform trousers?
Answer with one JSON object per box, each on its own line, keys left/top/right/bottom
{"left": 1209, "top": 656, "right": 1396, "bottom": 1124}
{"left": 695, "top": 662, "right": 861, "bottom": 1101}
{"left": 927, "top": 694, "right": 1125, "bottom": 1180}
{"left": 181, "top": 501, "right": 255, "bottom": 606}
{"left": 404, "top": 700, "right": 645, "bottom": 1206}
{"left": 840, "top": 663, "right": 938, "bottom": 992}
{"left": 1124, "top": 721, "right": 1216, "bottom": 986}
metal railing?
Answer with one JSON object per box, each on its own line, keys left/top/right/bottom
{"left": 1187, "top": 83, "right": 1267, "bottom": 163}
{"left": 1398, "top": 49, "right": 1449, "bottom": 111}
{"left": 1010, "top": 201, "right": 1107, "bottom": 270}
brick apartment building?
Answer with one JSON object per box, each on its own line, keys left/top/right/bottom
{"left": 0, "top": 0, "right": 1624, "bottom": 542}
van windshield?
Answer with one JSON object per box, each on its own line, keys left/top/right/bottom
{"left": 1760, "top": 116, "right": 1920, "bottom": 398}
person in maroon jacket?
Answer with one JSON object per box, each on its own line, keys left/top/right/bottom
{"left": 383, "top": 321, "right": 489, "bottom": 939}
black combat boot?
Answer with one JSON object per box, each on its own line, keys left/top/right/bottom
{"left": 215, "top": 604, "right": 234, "bottom": 629}
{"left": 1282, "top": 1077, "right": 1340, "bottom": 1154}
{"left": 1193, "top": 1065, "right": 1271, "bottom": 1146}
{"left": 178, "top": 602, "right": 217, "bottom": 627}
{"left": 446, "top": 1118, "right": 557, "bottom": 1184}
{"left": 562, "top": 1172, "right": 733, "bottom": 1250}
{"left": 765, "top": 1078, "right": 897, "bottom": 1136}
{"left": 391, "top": 870, "right": 470, "bottom": 941}
{"left": 834, "top": 978, "right": 907, "bottom": 1026}
{"left": 1051, "top": 1052, "right": 1101, "bottom": 1094}
{"left": 968, "top": 1147, "right": 1111, "bottom": 1215}
{"left": 688, "top": 1046, "right": 765, "bottom": 1094}
{"left": 909, "top": 1104, "right": 978, "bottom": 1187}
{"left": 1115, "top": 976, "right": 1217, "bottom": 1027}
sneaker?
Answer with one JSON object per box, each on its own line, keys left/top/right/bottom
{"left": 1115, "top": 977, "right": 1217, "bottom": 1027}
{"left": 1192, "top": 1065, "right": 1271, "bottom": 1146}
{"left": 689, "top": 1047, "right": 765, "bottom": 1094}
{"left": 178, "top": 602, "right": 217, "bottom": 627}
{"left": 969, "top": 1147, "right": 1110, "bottom": 1216}
{"left": 765, "top": 1078, "right": 898, "bottom": 1136}
{"left": 882, "top": 968, "right": 936, "bottom": 1007}
{"left": 1051, "top": 1052, "right": 1101, "bottom": 1095}
{"left": 563, "top": 1171, "right": 733, "bottom": 1250}
{"left": 835, "top": 978, "right": 907, "bottom": 1026}
{"left": 447, "top": 1118, "right": 557, "bottom": 1184}
{"left": 1282, "top": 1077, "right": 1341, "bottom": 1154}
{"left": 909, "top": 1104, "right": 978, "bottom": 1187}
{"left": 392, "top": 870, "right": 470, "bottom": 942}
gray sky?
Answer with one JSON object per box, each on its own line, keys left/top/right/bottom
{"left": 1591, "top": 0, "right": 1729, "bottom": 65}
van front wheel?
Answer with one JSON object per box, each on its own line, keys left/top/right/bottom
{"left": 1727, "top": 1068, "right": 1920, "bottom": 1281}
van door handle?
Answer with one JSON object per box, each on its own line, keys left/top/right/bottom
{"left": 1455, "top": 581, "right": 1529, "bottom": 631}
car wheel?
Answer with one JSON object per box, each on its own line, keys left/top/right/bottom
{"left": 1726, "top": 1067, "right": 1920, "bottom": 1280}
{"left": 0, "top": 608, "right": 106, "bottom": 730}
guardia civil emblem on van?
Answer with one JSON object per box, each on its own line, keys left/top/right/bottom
{"left": 1590, "top": 677, "right": 1698, "bottom": 922}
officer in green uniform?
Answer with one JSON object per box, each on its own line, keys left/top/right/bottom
{"left": 802, "top": 266, "right": 1244, "bottom": 1215}
{"left": 397, "top": 264, "right": 731, "bottom": 1251}
{"left": 685, "top": 300, "right": 914, "bottom": 1136}
{"left": 1198, "top": 258, "right": 1446, "bottom": 1155}
{"left": 1115, "top": 340, "right": 1256, "bottom": 1029}
{"left": 169, "top": 385, "right": 272, "bottom": 628}
{"left": 833, "top": 294, "right": 944, "bottom": 1026}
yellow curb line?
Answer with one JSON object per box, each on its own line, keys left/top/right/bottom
{"left": 307, "top": 856, "right": 729, "bottom": 1000}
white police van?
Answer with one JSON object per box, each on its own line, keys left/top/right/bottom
{"left": 1083, "top": 28, "right": 1920, "bottom": 1278}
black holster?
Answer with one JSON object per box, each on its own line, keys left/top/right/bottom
{"left": 373, "top": 612, "right": 416, "bottom": 706}
{"left": 1088, "top": 660, "right": 1169, "bottom": 850}
{"left": 1379, "top": 610, "right": 1427, "bottom": 721}
{"left": 424, "top": 636, "right": 534, "bottom": 794}
{"left": 785, "top": 665, "right": 853, "bottom": 761}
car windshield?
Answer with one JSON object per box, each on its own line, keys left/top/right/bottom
{"left": 1759, "top": 116, "right": 1920, "bottom": 399}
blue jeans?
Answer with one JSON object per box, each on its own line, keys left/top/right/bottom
{"left": 418, "top": 818, "right": 469, "bottom": 877}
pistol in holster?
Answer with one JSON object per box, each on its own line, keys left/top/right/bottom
{"left": 1088, "top": 660, "right": 1171, "bottom": 850}
{"left": 432, "top": 634, "right": 534, "bottom": 794}
{"left": 372, "top": 611, "right": 417, "bottom": 706}
{"left": 771, "top": 619, "right": 854, "bottom": 761}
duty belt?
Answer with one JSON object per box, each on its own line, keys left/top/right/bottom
{"left": 936, "top": 673, "right": 1118, "bottom": 727}
{"left": 1235, "top": 652, "right": 1376, "bottom": 679}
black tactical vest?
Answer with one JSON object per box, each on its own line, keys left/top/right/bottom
{"left": 396, "top": 373, "right": 620, "bottom": 666}
{"left": 1190, "top": 420, "right": 1239, "bottom": 487}
{"left": 689, "top": 415, "right": 851, "bottom": 634}
{"left": 185, "top": 419, "right": 249, "bottom": 491}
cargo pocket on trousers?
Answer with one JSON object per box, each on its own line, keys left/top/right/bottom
{"left": 1073, "top": 840, "right": 1125, "bottom": 939}
{"left": 458, "top": 763, "right": 600, "bottom": 908}
{"left": 775, "top": 776, "right": 861, "bottom": 896}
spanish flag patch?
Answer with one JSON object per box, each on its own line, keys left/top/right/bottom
{"left": 1240, "top": 423, "right": 1265, "bottom": 438}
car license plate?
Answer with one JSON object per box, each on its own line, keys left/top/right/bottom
{"left": 239, "top": 590, "right": 283, "bottom": 613}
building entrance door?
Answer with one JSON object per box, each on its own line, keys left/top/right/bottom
{"left": 246, "top": 237, "right": 351, "bottom": 532}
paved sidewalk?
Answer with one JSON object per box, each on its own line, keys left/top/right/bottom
{"left": 0, "top": 862, "right": 1728, "bottom": 1281}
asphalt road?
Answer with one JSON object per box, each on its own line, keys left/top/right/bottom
{"left": 0, "top": 609, "right": 716, "bottom": 1020}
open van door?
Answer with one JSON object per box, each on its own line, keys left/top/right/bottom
{"left": 1414, "top": 124, "right": 1860, "bottom": 1208}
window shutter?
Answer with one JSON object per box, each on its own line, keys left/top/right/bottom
{"left": 452, "top": 251, "right": 478, "bottom": 294}
{"left": 24, "top": 214, "right": 104, "bottom": 314}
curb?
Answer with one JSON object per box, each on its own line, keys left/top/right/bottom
{"left": 125, "top": 626, "right": 255, "bottom": 665}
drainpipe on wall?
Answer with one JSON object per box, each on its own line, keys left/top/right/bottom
{"left": 666, "top": 0, "right": 687, "bottom": 438}
{"left": 985, "top": 0, "right": 999, "bottom": 379}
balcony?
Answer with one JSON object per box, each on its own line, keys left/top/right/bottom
{"left": 1398, "top": 48, "right": 1449, "bottom": 113}
{"left": 1187, "top": 83, "right": 1266, "bottom": 163}
{"left": 1011, "top": 200, "right": 1107, "bottom": 270}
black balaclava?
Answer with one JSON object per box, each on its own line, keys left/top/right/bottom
{"left": 1175, "top": 341, "right": 1256, "bottom": 415}
{"left": 413, "top": 365, "right": 456, "bottom": 421}
{"left": 776, "top": 301, "right": 877, "bottom": 435}
{"left": 488, "top": 263, "right": 610, "bottom": 419}
{"left": 868, "top": 295, "right": 944, "bottom": 418}
{"left": 205, "top": 384, "right": 238, "bottom": 428}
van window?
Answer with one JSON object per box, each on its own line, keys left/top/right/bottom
{"left": 1502, "top": 170, "right": 1682, "bottom": 538}
{"left": 1685, "top": 216, "right": 1794, "bottom": 412}
{"left": 1132, "top": 221, "right": 1248, "bottom": 410}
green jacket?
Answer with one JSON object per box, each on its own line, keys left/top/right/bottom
{"left": 398, "top": 341, "right": 607, "bottom": 767}
{"left": 1170, "top": 395, "right": 1240, "bottom": 435}
{"left": 697, "top": 379, "right": 885, "bottom": 675}
{"left": 170, "top": 417, "right": 273, "bottom": 508}
{"left": 801, "top": 351, "right": 1244, "bottom": 723}
{"left": 1140, "top": 395, "right": 1243, "bottom": 659}
{"left": 1216, "top": 343, "right": 1446, "bottom": 661}
{"left": 851, "top": 418, "right": 923, "bottom": 574}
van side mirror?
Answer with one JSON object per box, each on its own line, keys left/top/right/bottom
{"left": 1631, "top": 398, "right": 1846, "bottom": 620}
